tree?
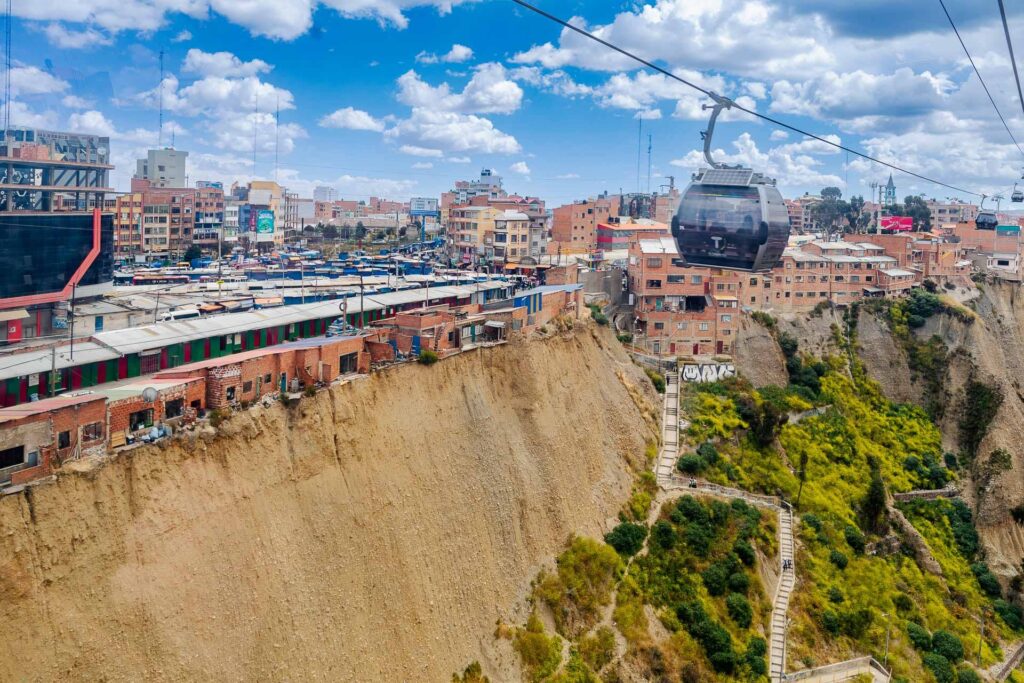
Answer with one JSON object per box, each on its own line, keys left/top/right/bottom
{"left": 796, "top": 449, "right": 810, "bottom": 508}
{"left": 355, "top": 221, "right": 367, "bottom": 240}
{"left": 847, "top": 195, "right": 866, "bottom": 232}
{"left": 605, "top": 522, "right": 647, "bottom": 556}
{"left": 860, "top": 462, "right": 888, "bottom": 535}
{"left": 182, "top": 244, "right": 203, "bottom": 262}
{"left": 903, "top": 195, "right": 933, "bottom": 232}
{"left": 810, "top": 187, "right": 852, "bottom": 236}
{"left": 322, "top": 224, "right": 339, "bottom": 239}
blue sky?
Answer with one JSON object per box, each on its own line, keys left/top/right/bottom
{"left": 8, "top": 0, "right": 1024, "bottom": 206}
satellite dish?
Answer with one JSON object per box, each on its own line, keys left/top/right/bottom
{"left": 141, "top": 387, "right": 158, "bottom": 402}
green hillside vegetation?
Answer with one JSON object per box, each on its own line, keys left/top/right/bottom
{"left": 672, "top": 333, "right": 1021, "bottom": 682}
{"left": 502, "top": 309, "right": 1020, "bottom": 682}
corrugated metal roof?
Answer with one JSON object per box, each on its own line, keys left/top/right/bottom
{"left": 0, "top": 281, "right": 512, "bottom": 382}
{"left": 0, "top": 391, "right": 106, "bottom": 423}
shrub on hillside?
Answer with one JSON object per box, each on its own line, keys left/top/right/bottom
{"left": 652, "top": 520, "right": 676, "bottom": 549}
{"left": 677, "top": 454, "right": 704, "bottom": 474}
{"left": 733, "top": 539, "right": 755, "bottom": 567}
{"left": 644, "top": 368, "right": 666, "bottom": 393}
{"left": 931, "top": 630, "right": 964, "bottom": 663}
{"left": 513, "top": 613, "right": 562, "bottom": 681}
{"left": 996, "top": 599, "right": 1024, "bottom": 631}
{"left": 418, "top": 349, "right": 439, "bottom": 365}
{"left": 726, "top": 593, "right": 753, "bottom": 628}
{"left": 843, "top": 525, "right": 866, "bottom": 555}
{"left": 577, "top": 626, "right": 615, "bottom": 673}
{"left": 922, "top": 653, "right": 955, "bottom": 683}
{"left": 956, "top": 666, "right": 982, "bottom": 683}
{"left": 829, "top": 549, "right": 849, "bottom": 570}
{"left": 971, "top": 562, "right": 1002, "bottom": 598}
{"left": 451, "top": 661, "right": 490, "bottom": 683}
{"left": 605, "top": 522, "right": 647, "bottom": 557}
{"left": 906, "top": 622, "right": 931, "bottom": 651}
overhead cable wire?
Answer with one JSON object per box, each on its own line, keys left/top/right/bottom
{"left": 997, "top": 0, "right": 1024, "bottom": 126}
{"left": 510, "top": 0, "right": 984, "bottom": 197}
{"left": 940, "top": 0, "right": 1024, "bottom": 159}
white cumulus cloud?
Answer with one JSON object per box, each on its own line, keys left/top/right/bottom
{"left": 319, "top": 106, "right": 385, "bottom": 132}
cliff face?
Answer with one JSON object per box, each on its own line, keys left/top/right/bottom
{"left": 733, "top": 287, "right": 1024, "bottom": 584}
{"left": 0, "top": 327, "right": 658, "bottom": 682}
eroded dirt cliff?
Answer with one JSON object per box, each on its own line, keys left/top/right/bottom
{"left": 0, "top": 326, "right": 657, "bottom": 682}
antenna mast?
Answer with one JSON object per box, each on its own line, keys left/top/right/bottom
{"left": 636, "top": 116, "right": 642, "bottom": 194}
{"left": 158, "top": 49, "right": 164, "bottom": 147}
{"left": 252, "top": 95, "right": 258, "bottom": 179}
{"left": 274, "top": 95, "right": 279, "bottom": 183}
{"left": 647, "top": 133, "right": 652, "bottom": 194}
{"left": 4, "top": 0, "right": 11, "bottom": 142}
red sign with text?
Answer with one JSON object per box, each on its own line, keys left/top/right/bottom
{"left": 881, "top": 215, "right": 913, "bottom": 232}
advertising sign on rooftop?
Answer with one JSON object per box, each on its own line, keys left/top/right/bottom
{"left": 256, "top": 209, "right": 275, "bottom": 243}
{"left": 881, "top": 215, "right": 913, "bottom": 232}
{"left": 409, "top": 197, "right": 439, "bottom": 216}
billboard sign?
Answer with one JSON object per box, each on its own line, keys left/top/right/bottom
{"left": 409, "top": 197, "right": 439, "bottom": 216}
{"left": 881, "top": 215, "right": 913, "bottom": 232}
{"left": 256, "top": 209, "right": 275, "bottom": 243}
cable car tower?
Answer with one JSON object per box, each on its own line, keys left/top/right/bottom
{"left": 670, "top": 94, "right": 791, "bottom": 272}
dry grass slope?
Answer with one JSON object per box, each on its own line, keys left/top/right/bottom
{"left": 0, "top": 326, "right": 657, "bottom": 682}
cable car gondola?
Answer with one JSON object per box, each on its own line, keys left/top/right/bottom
{"left": 976, "top": 194, "right": 998, "bottom": 230}
{"left": 671, "top": 95, "right": 790, "bottom": 272}
{"left": 1012, "top": 182, "right": 1023, "bottom": 203}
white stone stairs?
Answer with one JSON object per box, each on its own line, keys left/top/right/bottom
{"left": 655, "top": 368, "right": 679, "bottom": 485}
{"left": 770, "top": 503, "right": 796, "bottom": 681}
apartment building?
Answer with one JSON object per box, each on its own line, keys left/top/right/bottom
{"left": 926, "top": 199, "right": 978, "bottom": 229}
{"left": 596, "top": 218, "right": 669, "bottom": 252}
{"left": 466, "top": 194, "right": 547, "bottom": 259}
{"left": 448, "top": 205, "right": 497, "bottom": 265}
{"left": 193, "top": 181, "right": 225, "bottom": 252}
{"left": 492, "top": 210, "right": 531, "bottom": 263}
{"left": 115, "top": 178, "right": 196, "bottom": 257}
{"left": 626, "top": 237, "right": 738, "bottom": 356}
{"left": 550, "top": 194, "right": 620, "bottom": 254}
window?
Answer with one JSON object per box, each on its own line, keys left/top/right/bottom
{"left": 165, "top": 398, "right": 184, "bottom": 419}
{"left": 699, "top": 322, "right": 709, "bottom": 331}
{"left": 226, "top": 386, "right": 236, "bottom": 401}
{"left": 243, "top": 381, "right": 253, "bottom": 393}
{"left": 691, "top": 275, "right": 702, "bottom": 284}
{"left": 58, "top": 430, "right": 71, "bottom": 448}
{"left": 667, "top": 275, "right": 684, "bottom": 284}
{"left": 82, "top": 422, "right": 103, "bottom": 442}
{"left": 0, "top": 445, "right": 25, "bottom": 469}
{"left": 749, "top": 277, "right": 757, "bottom": 286}
{"left": 677, "top": 322, "right": 689, "bottom": 330}
{"left": 645, "top": 279, "right": 662, "bottom": 289}
{"left": 654, "top": 322, "right": 664, "bottom": 330}
{"left": 94, "top": 316, "right": 103, "bottom": 331}
{"left": 721, "top": 314, "right": 732, "bottom": 323}
{"left": 646, "top": 258, "right": 663, "bottom": 268}
{"left": 129, "top": 409, "right": 153, "bottom": 431}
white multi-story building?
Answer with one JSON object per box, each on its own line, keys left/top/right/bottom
{"left": 223, "top": 203, "right": 240, "bottom": 242}
{"left": 135, "top": 148, "right": 189, "bottom": 188}
{"left": 926, "top": 199, "right": 979, "bottom": 228}
{"left": 313, "top": 185, "right": 337, "bottom": 203}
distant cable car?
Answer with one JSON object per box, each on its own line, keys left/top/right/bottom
{"left": 976, "top": 194, "right": 998, "bottom": 230}
{"left": 1012, "top": 183, "right": 1023, "bottom": 203}
{"left": 671, "top": 94, "right": 790, "bottom": 272}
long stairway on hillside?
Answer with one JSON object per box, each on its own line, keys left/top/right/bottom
{"left": 655, "top": 369, "right": 679, "bottom": 485}
{"left": 770, "top": 504, "right": 796, "bottom": 681}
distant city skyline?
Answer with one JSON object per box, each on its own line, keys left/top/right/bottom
{"left": 5, "top": 0, "right": 1023, "bottom": 204}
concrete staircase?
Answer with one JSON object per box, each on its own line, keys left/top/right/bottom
{"left": 655, "top": 368, "right": 679, "bottom": 485}
{"left": 770, "top": 503, "right": 796, "bottom": 681}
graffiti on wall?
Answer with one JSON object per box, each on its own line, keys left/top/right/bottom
{"left": 681, "top": 363, "right": 736, "bottom": 383}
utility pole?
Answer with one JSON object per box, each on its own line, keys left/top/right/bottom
{"left": 883, "top": 612, "right": 892, "bottom": 667}
{"left": 358, "top": 275, "right": 364, "bottom": 329}
{"left": 153, "top": 288, "right": 161, "bottom": 324}
{"left": 49, "top": 346, "right": 57, "bottom": 397}
{"left": 978, "top": 610, "right": 986, "bottom": 667}
{"left": 68, "top": 281, "right": 77, "bottom": 360}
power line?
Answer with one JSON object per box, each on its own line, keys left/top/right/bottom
{"left": 510, "top": 0, "right": 984, "bottom": 198}
{"left": 997, "top": 0, "right": 1024, "bottom": 127}
{"left": 939, "top": 0, "right": 1024, "bottom": 159}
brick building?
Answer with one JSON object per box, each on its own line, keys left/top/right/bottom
{"left": 551, "top": 194, "right": 620, "bottom": 254}
{"left": 0, "top": 393, "right": 108, "bottom": 486}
